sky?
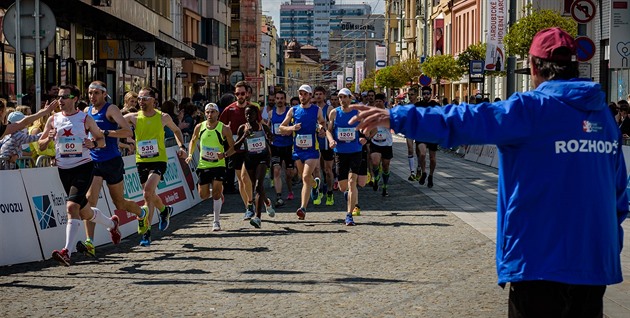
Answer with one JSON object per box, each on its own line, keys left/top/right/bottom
{"left": 262, "top": 0, "right": 386, "bottom": 32}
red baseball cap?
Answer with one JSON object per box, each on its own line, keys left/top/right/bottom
{"left": 528, "top": 27, "right": 576, "bottom": 62}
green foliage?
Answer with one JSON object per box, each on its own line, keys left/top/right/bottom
{"left": 375, "top": 65, "right": 405, "bottom": 88}
{"left": 360, "top": 70, "right": 377, "bottom": 92}
{"left": 421, "top": 55, "right": 464, "bottom": 82}
{"left": 393, "top": 58, "right": 422, "bottom": 85}
{"left": 457, "top": 42, "right": 506, "bottom": 77}
{"left": 504, "top": 6, "right": 577, "bottom": 59}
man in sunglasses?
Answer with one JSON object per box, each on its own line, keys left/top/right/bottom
{"left": 414, "top": 86, "right": 440, "bottom": 188}
{"left": 38, "top": 85, "right": 120, "bottom": 266}
{"left": 125, "top": 87, "right": 188, "bottom": 246}
{"left": 219, "top": 81, "right": 261, "bottom": 220}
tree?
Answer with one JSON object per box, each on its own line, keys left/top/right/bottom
{"left": 504, "top": 6, "right": 577, "bottom": 59}
{"left": 360, "top": 69, "right": 377, "bottom": 92}
{"left": 393, "top": 58, "right": 422, "bottom": 86}
{"left": 457, "top": 42, "right": 506, "bottom": 77}
{"left": 421, "top": 54, "right": 464, "bottom": 95}
{"left": 375, "top": 65, "right": 405, "bottom": 88}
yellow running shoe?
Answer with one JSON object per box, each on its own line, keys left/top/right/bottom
{"left": 352, "top": 205, "right": 361, "bottom": 216}
{"left": 137, "top": 206, "right": 150, "bottom": 234}
{"left": 313, "top": 192, "right": 323, "bottom": 205}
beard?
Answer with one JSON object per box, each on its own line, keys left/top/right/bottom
{"left": 141, "top": 104, "right": 149, "bottom": 111}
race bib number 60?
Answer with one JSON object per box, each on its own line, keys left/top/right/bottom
{"left": 59, "top": 136, "right": 82, "bottom": 158}
{"left": 201, "top": 146, "right": 220, "bottom": 161}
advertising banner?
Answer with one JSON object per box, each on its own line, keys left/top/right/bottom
{"left": 375, "top": 45, "right": 387, "bottom": 70}
{"left": 610, "top": 1, "right": 630, "bottom": 69}
{"left": 345, "top": 67, "right": 354, "bottom": 83}
{"left": 484, "top": 0, "right": 506, "bottom": 71}
{"left": 337, "top": 74, "right": 344, "bottom": 90}
{"left": 0, "top": 170, "right": 43, "bottom": 266}
{"left": 354, "top": 60, "right": 364, "bottom": 94}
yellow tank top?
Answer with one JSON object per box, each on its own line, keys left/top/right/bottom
{"left": 198, "top": 121, "right": 226, "bottom": 169}
{"left": 135, "top": 110, "right": 167, "bottom": 163}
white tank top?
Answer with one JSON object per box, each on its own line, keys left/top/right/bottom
{"left": 54, "top": 111, "right": 92, "bottom": 169}
{"left": 371, "top": 126, "right": 393, "bottom": 147}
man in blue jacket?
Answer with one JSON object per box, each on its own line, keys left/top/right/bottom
{"left": 350, "top": 27, "right": 628, "bottom": 316}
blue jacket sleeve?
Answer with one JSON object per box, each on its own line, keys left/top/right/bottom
{"left": 615, "top": 138, "right": 629, "bottom": 251}
{"left": 389, "top": 95, "right": 535, "bottom": 148}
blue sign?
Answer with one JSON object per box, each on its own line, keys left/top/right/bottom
{"left": 575, "top": 36, "right": 596, "bottom": 62}
{"left": 419, "top": 75, "right": 431, "bottom": 86}
{"left": 469, "top": 60, "right": 485, "bottom": 75}
{"left": 375, "top": 60, "right": 386, "bottom": 67}
{"left": 345, "top": 77, "right": 353, "bottom": 83}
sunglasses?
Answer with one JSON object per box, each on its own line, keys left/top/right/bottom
{"left": 58, "top": 94, "right": 75, "bottom": 100}
{"left": 422, "top": 92, "right": 431, "bottom": 95}
{"left": 235, "top": 92, "right": 247, "bottom": 96}
{"left": 138, "top": 96, "right": 153, "bottom": 101}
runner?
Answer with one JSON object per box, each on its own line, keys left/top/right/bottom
{"left": 38, "top": 85, "right": 121, "bottom": 266}
{"left": 404, "top": 87, "right": 419, "bottom": 181}
{"left": 80, "top": 81, "right": 148, "bottom": 257}
{"left": 219, "top": 81, "right": 261, "bottom": 220}
{"left": 369, "top": 93, "right": 393, "bottom": 197}
{"left": 326, "top": 88, "right": 365, "bottom": 226}
{"left": 234, "top": 105, "right": 274, "bottom": 228}
{"left": 124, "top": 87, "right": 188, "bottom": 246}
{"left": 269, "top": 90, "right": 296, "bottom": 206}
{"left": 414, "top": 86, "right": 441, "bottom": 188}
{"left": 313, "top": 86, "right": 335, "bottom": 206}
{"left": 279, "top": 84, "right": 326, "bottom": 219}
{"left": 186, "top": 103, "right": 235, "bottom": 232}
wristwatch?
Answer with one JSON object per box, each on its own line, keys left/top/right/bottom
{"left": 103, "top": 130, "right": 110, "bottom": 137}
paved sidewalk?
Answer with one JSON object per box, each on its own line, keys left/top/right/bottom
{"left": 388, "top": 135, "right": 630, "bottom": 317}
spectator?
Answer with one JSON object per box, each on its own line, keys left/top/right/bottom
{"left": 16, "top": 105, "right": 31, "bottom": 115}
{"left": 161, "top": 100, "right": 178, "bottom": 139}
{"left": 494, "top": 97, "right": 502, "bottom": 102}
{"left": 618, "top": 100, "right": 630, "bottom": 139}
{"left": 218, "top": 93, "right": 236, "bottom": 113}
{"left": 0, "top": 112, "right": 42, "bottom": 163}
{"left": 609, "top": 102, "right": 618, "bottom": 119}
{"left": 441, "top": 97, "right": 449, "bottom": 106}
{"left": 122, "top": 91, "right": 138, "bottom": 114}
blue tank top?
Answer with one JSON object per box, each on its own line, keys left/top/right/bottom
{"left": 88, "top": 103, "right": 121, "bottom": 162}
{"left": 317, "top": 104, "right": 330, "bottom": 150}
{"left": 333, "top": 107, "right": 362, "bottom": 153}
{"left": 292, "top": 105, "right": 319, "bottom": 151}
{"left": 270, "top": 107, "right": 293, "bottom": 147}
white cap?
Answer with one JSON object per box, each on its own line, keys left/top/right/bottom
{"left": 338, "top": 88, "right": 353, "bottom": 96}
{"left": 298, "top": 84, "right": 312, "bottom": 94}
{"left": 7, "top": 111, "right": 25, "bottom": 123}
{"left": 205, "top": 102, "right": 219, "bottom": 112}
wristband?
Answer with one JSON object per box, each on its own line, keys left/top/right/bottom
{"left": 93, "top": 139, "right": 99, "bottom": 148}
{"left": 180, "top": 145, "right": 187, "bottom": 151}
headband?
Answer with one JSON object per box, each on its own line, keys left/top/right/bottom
{"left": 89, "top": 83, "right": 107, "bottom": 92}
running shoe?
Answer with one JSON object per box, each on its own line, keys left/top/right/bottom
{"left": 265, "top": 198, "right": 276, "bottom": 218}
{"left": 137, "top": 206, "right": 150, "bottom": 235}
{"left": 419, "top": 172, "right": 427, "bottom": 185}
{"left": 140, "top": 230, "right": 151, "bottom": 246}
{"left": 109, "top": 215, "right": 121, "bottom": 245}
{"left": 52, "top": 248, "right": 71, "bottom": 266}
{"left": 367, "top": 172, "right": 373, "bottom": 187}
{"left": 310, "top": 177, "right": 321, "bottom": 201}
{"left": 313, "top": 192, "right": 323, "bottom": 205}
{"left": 407, "top": 173, "right": 416, "bottom": 181}
{"left": 250, "top": 216, "right": 262, "bottom": 228}
{"left": 352, "top": 205, "right": 361, "bottom": 216}
{"left": 243, "top": 204, "right": 255, "bottom": 220}
{"left": 296, "top": 207, "right": 306, "bottom": 220}
{"left": 287, "top": 192, "right": 294, "bottom": 200}
{"left": 382, "top": 187, "right": 389, "bottom": 197}
{"left": 275, "top": 197, "right": 285, "bottom": 207}
{"left": 158, "top": 205, "right": 174, "bottom": 231}
{"left": 326, "top": 193, "right": 334, "bottom": 206}
{"left": 212, "top": 221, "right": 221, "bottom": 232}
{"left": 345, "top": 213, "right": 355, "bottom": 226}
{"left": 372, "top": 176, "right": 379, "bottom": 191}
{"left": 76, "top": 240, "right": 96, "bottom": 258}
{"left": 427, "top": 175, "right": 434, "bottom": 188}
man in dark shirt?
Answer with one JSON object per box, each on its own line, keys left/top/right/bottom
{"left": 618, "top": 100, "right": 630, "bottom": 139}
{"left": 413, "top": 86, "right": 441, "bottom": 188}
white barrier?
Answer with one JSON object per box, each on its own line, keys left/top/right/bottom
{"left": 0, "top": 146, "right": 202, "bottom": 266}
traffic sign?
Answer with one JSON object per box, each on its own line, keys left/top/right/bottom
{"left": 230, "top": 71, "right": 244, "bottom": 86}
{"left": 2, "top": 0, "right": 57, "bottom": 54}
{"left": 575, "top": 36, "right": 596, "bottom": 62}
{"left": 571, "top": 0, "right": 596, "bottom": 23}
{"left": 419, "top": 75, "right": 431, "bottom": 86}
{"left": 578, "top": 62, "right": 592, "bottom": 79}
{"left": 469, "top": 60, "right": 485, "bottom": 75}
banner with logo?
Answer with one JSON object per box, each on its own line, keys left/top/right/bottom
{"left": 484, "top": 0, "right": 506, "bottom": 71}
{"left": 345, "top": 67, "right": 354, "bottom": 84}
{"left": 21, "top": 167, "right": 110, "bottom": 257}
{"left": 0, "top": 170, "right": 42, "bottom": 266}
{"left": 375, "top": 45, "right": 387, "bottom": 70}
{"left": 337, "top": 74, "right": 344, "bottom": 90}
{"left": 610, "top": 1, "right": 630, "bottom": 69}
{"left": 354, "top": 61, "right": 364, "bottom": 94}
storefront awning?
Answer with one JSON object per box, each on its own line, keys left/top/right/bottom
{"left": 156, "top": 31, "right": 194, "bottom": 59}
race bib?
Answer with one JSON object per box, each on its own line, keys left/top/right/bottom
{"left": 138, "top": 139, "right": 159, "bottom": 158}
{"left": 296, "top": 134, "right": 313, "bottom": 148}
{"left": 273, "top": 123, "right": 281, "bottom": 135}
{"left": 337, "top": 127, "right": 356, "bottom": 142}
{"left": 201, "top": 145, "right": 220, "bottom": 161}
{"left": 59, "top": 136, "right": 82, "bottom": 158}
{"left": 247, "top": 136, "right": 266, "bottom": 153}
